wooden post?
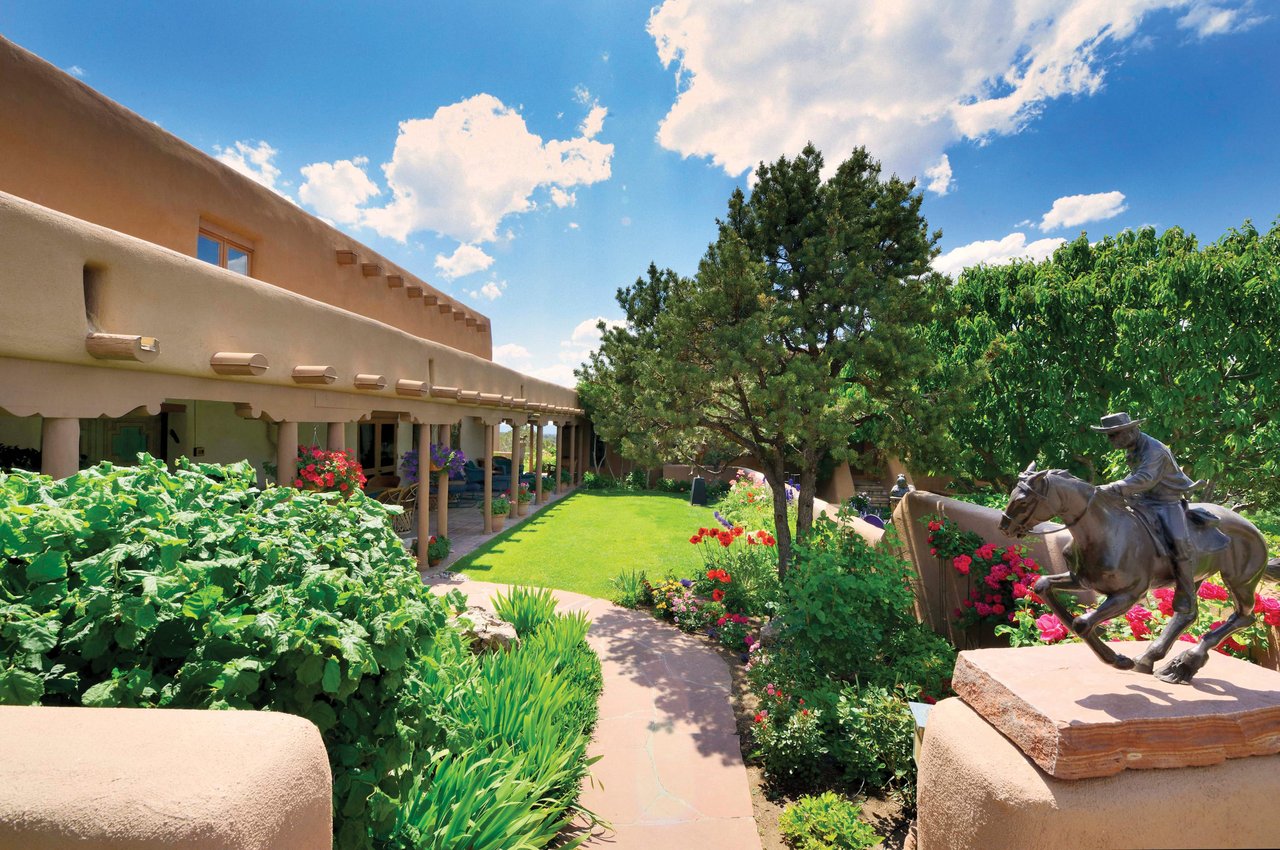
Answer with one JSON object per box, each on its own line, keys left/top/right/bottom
{"left": 327, "top": 422, "right": 345, "bottom": 452}
{"left": 417, "top": 424, "right": 430, "bottom": 569}
{"left": 534, "top": 423, "right": 544, "bottom": 505}
{"left": 40, "top": 417, "right": 79, "bottom": 480}
{"left": 554, "top": 425, "right": 563, "bottom": 495}
{"left": 277, "top": 421, "right": 298, "bottom": 487}
{"left": 569, "top": 423, "right": 578, "bottom": 486}
{"left": 512, "top": 422, "right": 525, "bottom": 517}
{"left": 436, "top": 424, "right": 449, "bottom": 539}
{"left": 483, "top": 424, "right": 494, "bottom": 534}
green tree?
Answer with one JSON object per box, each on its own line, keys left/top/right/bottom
{"left": 928, "top": 221, "right": 1280, "bottom": 507}
{"left": 579, "top": 145, "right": 962, "bottom": 574}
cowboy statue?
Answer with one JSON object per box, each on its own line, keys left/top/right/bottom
{"left": 1092, "top": 412, "right": 1199, "bottom": 616}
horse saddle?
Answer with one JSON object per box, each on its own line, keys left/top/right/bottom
{"left": 1129, "top": 503, "right": 1230, "bottom": 559}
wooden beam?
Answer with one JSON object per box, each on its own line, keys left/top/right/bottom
{"left": 430, "top": 386, "right": 460, "bottom": 400}
{"left": 354, "top": 373, "right": 387, "bottom": 390}
{"left": 210, "top": 352, "right": 268, "bottom": 376}
{"left": 361, "top": 263, "right": 383, "bottom": 278}
{"left": 458, "top": 390, "right": 482, "bottom": 404}
{"left": 386, "top": 274, "right": 404, "bottom": 288}
{"left": 453, "top": 311, "right": 467, "bottom": 322}
{"left": 292, "top": 365, "right": 338, "bottom": 385}
{"left": 336, "top": 250, "right": 357, "bottom": 265}
{"left": 438, "top": 303, "right": 453, "bottom": 314}
{"left": 406, "top": 284, "right": 424, "bottom": 298}
{"left": 465, "top": 317, "right": 477, "bottom": 327}
{"left": 86, "top": 332, "right": 160, "bottom": 363}
{"left": 476, "top": 323, "right": 488, "bottom": 333}
{"left": 396, "top": 379, "right": 427, "bottom": 396}
{"left": 422, "top": 295, "right": 439, "bottom": 306}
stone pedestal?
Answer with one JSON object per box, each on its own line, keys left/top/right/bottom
{"left": 916, "top": 643, "right": 1280, "bottom": 850}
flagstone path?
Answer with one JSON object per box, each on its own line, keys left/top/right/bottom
{"left": 422, "top": 575, "right": 761, "bottom": 850}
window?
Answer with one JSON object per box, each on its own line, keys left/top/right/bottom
{"left": 358, "top": 421, "right": 399, "bottom": 476}
{"left": 197, "top": 228, "right": 252, "bottom": 276}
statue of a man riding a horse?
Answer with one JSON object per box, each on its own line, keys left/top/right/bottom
{"left": 1000, "top": 412, "right": 1280, "bottom": 685}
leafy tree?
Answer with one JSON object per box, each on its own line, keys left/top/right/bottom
{"left": 579, "top": 145, "right": 963, "bottom": 575}
{"left": 928, "top": 221, "right": 1280, "bottom": 508}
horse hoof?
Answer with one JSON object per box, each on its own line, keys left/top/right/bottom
{"left": 1156, "top": 652, "right": 1205, "bottom": 685}
{"left": 1113, "top": 655, "right": 1135, "bottom": 671}
{"left": 1133, "top": 658, "right": 1154, "bottom": 674}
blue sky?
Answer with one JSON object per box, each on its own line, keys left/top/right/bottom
{"left": 3, "top": 1, "right": 1278, "bottom": 385}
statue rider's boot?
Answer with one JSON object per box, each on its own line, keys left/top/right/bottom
{"left": 1171, "top": 541, "right": 1198, "bottom": 617}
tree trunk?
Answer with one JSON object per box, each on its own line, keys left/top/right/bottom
{"left": 767, "top": 456, "right": 793, "bottom": 581}
{"left": 796, "top": 454, "right": 818, "bottom": 542}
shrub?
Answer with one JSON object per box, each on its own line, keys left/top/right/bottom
{"left": 609, "top": 569, "right": 652, "bottom": 609}
{"left": 492, "top": 585, "right": 559, "bottom": 637}
{"left": 690, "top": 518, "right": 781, "bottom": 616}
{"left": 0, "top": 457, "right": 449, "bottom": 848}
{"left": 779, "top": 792, "right": 881, "bottom": 850}
{"left": 623, "top": 468, "right": 648, "bottom": 491}
{"left": 657, "top": 478, "right": 692, "bottom": 493}
{"left": 0, "top": 443, "right": 40, "bottom": 472}
{"left": 751, "top": 703, "right": 828, "bottom": 786}
{"left": 392, "top": 601, "right": 603, "bottom": 850}
{"left": 830, "top": 684, "right": 917, "bottom": 794}
{"left": 580, "top": 471, "right": 617, "bottom": 490}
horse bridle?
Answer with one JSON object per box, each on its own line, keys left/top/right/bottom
{"left": 1003, "top": 476, "right": 1096, "bottom": 536}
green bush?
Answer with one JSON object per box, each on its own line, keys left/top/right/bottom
{"left": 492, "top": 586, "right": 559, "bottom": 637}
{"left": 749, "top": 514, "right": 953, "bottom": 799}
{"left": 0, "top": 457, "right": 451, "bottom": 848}
{"left": 779, "top": 792, "right": 881, "bottom": 850}
{"left": 656, "top": 478, "right": 692, "bottom": 493}
{"left": 393, "top": 603, "right": 603, "bottom": 850}
{"left": 580, "top": 471, "right": 617, "bottom": 490}
{"left": 609, "top": 569, "right": 652, "bottom": 608}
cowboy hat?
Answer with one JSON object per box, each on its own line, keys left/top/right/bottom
{"left": 1090, "top": 412, "right": 1144, "bottom": 433}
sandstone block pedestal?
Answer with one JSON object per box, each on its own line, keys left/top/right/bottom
{"left": 917, "top": 643, "right": 1280, "bottom": 850}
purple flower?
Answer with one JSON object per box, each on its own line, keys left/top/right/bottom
{"left": 714, "top": 510, "right": 734, "bottom": 531}
{"left": 680, "top": 578, "right": 693, "bottom": 588}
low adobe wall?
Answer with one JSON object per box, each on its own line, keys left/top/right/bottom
{"left": 0, "top": 706, "right": 331, "bottom": 849}
{"left": 890, "top": 490, "right": 1074, "bottom": 649}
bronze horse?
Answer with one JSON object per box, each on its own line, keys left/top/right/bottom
{"left": 1000, "top": 463, "right": 1278, "bottom": 684}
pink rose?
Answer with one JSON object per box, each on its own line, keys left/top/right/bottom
{"left": 1036, "top": 613, "right": 1069, "bottom": 643}
{"left": 953, "top": 555, "right": 972, "bottom": 575}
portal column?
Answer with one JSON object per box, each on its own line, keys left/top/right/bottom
{"left": 326, "top": 422, "right": 345, "bottom": 452}
{"left": 40, "top": 417, "right": 80, "bottom": 480}
{"left": 483, "top": 424, "right": 494, "bottom": 534}
{"left": 416, "top": 423, "right": 430, "bottom": 569}
{"left": 534, "top": 423, "right": 545, "bottom": 505}
{"left": 277, "top": 421, "right": 298, "bottom": 487}
{"left": 436, "top": 424, "right": 449, "bottom": 540}
{"left": 512, "top": 421, "right": 525, "bottom": 516}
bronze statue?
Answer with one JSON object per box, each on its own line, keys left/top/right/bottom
{"left": 1000, "top": 413, "right": 1278, "bottom": 684}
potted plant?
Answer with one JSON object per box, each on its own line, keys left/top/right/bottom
{"left": 294, "top": 445, "right": 367, "bottom": 496}
{"left": 426, "top": 535, "right": 451, "bottom": 567}
{"left": 516, "top": 481, "right": 532, "bottom": 509}
{"left": 490, "top": 491, "right": 511, "bottom": 531}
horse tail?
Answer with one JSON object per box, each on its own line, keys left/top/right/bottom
{"left": 1268, "top": 557, "right": 1280, "bottom": 581}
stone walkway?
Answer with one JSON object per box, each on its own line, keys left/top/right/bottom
{"left": 422, "top": 575, "right": 761, "bottom": 850}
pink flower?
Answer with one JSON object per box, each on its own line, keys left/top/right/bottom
{"left": 975, "top": 602, "right": 992, "bottom": 616}
{"left": 1254, "top": 596, "right": 1280, "bottom": 627}
{"left": 1036, "top": 613, "right": 1069, "bottom": 643}
{"left": 976, "top": 543, "right": 998, "bottom": 560}
{"left": 953, "top": 555, "right": 972, "bottom": 575}
{"left": 1012, "top": 582, "right": 1029, "bottom": 599}
{"left": 1125, "top": 605, "right": 1154, "bottom": 639}
{"left": 1198, "top": 582, "right": 1230, "bottom": 601}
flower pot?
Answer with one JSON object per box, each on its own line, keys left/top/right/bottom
{"left": 492, "top": 512, "right": 508, "bottom": 532}
{"left": 428, "top": 554, "right": 443, "bottom": 568}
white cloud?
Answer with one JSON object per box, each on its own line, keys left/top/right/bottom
{"left": 620, "top": 216, "right": 632, "bottom": 227}
{"left": 646, "top": 1, "right": 1257, "bottom": 184}
{"left": 467, "top": 279, "right": 507, "bottom": 301}
{"left": 354, "top": 93, "right": 613, "bottom": 244}
{"left": 933, "top": 233, "right": 1066, "bottom": 278}
{"left": 567, "top": 222, "right": 580, "bottom": 230}
{"left": 924, "top": 154, "right": 954, "bottom": 196}
{"left": 66, "top": 65, "right": 85, "bottom": 78}
{"left": 549, "top": 187, "right": 577, "bottom": 208}
{"left": 580, "top": 104, "right": 608, "bottom": 139}
{"left": 298, "top": 157, "right": 379, "bottom": 225}
{"left": 493, "top": 343, "right": 532, "bottom": 366}
{"left": 214, "top": 140, "right": 286, "bottom": 196}
{"left": 1178, "top": 1, "right": 1267, "bottom": 37}
{"left": 434, "top": 243, "right": 494, "bottom": 280}
{"left": 1039, "top": 191, "right": 1127, "bottom": 231}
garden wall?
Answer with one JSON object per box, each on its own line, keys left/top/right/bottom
{"left": 0, "top": 706, "right": 331, "bottom": 849}
{"left": 890, "top": 491, "right": 1074, "bottom": 649}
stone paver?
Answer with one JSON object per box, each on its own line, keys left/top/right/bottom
{"left": 422, "top": 575, "right": 760, "bottom": 850}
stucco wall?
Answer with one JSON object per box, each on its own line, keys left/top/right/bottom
{"left": 0, "top": 36, "right": 489, "bottom": 359}
{"left": 0, "top": 190, "right": 577, "bottom": 427}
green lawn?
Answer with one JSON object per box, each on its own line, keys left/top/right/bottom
{"left": 452, "top": 490, "right": 719, "bottom": 598}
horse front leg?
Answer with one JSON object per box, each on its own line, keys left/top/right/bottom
{"left": 1033, "top": 573, "right": 1135, "bottom": 670}
{"left": 1134, "top": 609, "right": 1196, "bottom": 674}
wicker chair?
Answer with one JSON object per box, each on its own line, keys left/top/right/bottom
{"left": 375, "top": 483, "right": 418, "bottom": 535}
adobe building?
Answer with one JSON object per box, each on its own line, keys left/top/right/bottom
{"left": 0, "top": 36, "right": 596, "bottom": 547}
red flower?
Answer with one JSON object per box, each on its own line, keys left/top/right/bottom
{"left": 689, "top": 535, "right": 701, "bottom": 544}
{"left": 1198, "top": 582, "right": 1230, "bottom": 601}
{"left": 928, "top": 520, "right": 942, "bottom": 532}
{"left": 952, "top": 555, "right": 972, "bottom": 575}
{"left": 712, "top": 589, "right": 724, "bottom": 602}
{"left": 976, "top": 543, "right": 998, "bottom": 560}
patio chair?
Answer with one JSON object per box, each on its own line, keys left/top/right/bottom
{"left": 374, "top": 483, "right": 417, "bottom": 536}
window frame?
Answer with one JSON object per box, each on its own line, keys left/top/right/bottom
{"left": 197, "top": 223, "right": 254, "bottom": 276}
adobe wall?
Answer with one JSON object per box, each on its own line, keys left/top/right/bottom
{"left": 0, "top": 37, "right": 488, "bottom": 358}
{"left": 0, "top": 706, "right": 331, "bottom": 849}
